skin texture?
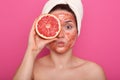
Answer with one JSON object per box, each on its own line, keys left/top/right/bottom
{"left": 32, "top": 10, "right": 107, "bottom": 80}
{"left": 48, "top": 10, "right": 78, "bottom": 54}
{"left": 13, "top": 10, "right": 106, "bottom": 80}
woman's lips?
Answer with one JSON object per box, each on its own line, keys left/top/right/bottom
{"left": 57, "top": 41, "right": 65, "bottom": 47}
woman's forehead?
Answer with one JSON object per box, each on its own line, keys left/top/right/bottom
{"left": 50, "top": 10, "right": 76, "bottom": 22}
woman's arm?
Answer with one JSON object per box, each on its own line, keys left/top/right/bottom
{"left": 13, "top": 48, "right": 38, "bottom": 80}
{"left": 13, "top": 18, "right": 57, "bottom": 80}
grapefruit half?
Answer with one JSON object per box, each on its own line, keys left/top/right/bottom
{"left": 36, "top": 14, "right": 61, "bottom": 39}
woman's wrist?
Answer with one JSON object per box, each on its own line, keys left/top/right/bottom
{"left": 25, "top": 47, "right": 40, "bottom": 60}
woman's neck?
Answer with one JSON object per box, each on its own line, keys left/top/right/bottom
{"left": 49, "top": 49, "right": 74, "bottom": 69}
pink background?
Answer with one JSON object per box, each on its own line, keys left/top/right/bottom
{"left": 0, "top": 0, "right": 120, "bottom": 80}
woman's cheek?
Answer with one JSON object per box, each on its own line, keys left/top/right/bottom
{"left": 47, "top": 31, "right": 77, "bottom": 53}
{"left": 66, "top": 32, "right": 77, "bottom": 48}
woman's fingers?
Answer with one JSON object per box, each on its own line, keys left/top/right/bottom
{"left": 27, "top": 17, "right": 58, "bottom": 55}
{"left": 30, "top": 18, "right": 37, "bottom": 36}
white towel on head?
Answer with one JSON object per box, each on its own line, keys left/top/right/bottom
{"left": 42, "top": 0, "right": 83, "bottom": 36}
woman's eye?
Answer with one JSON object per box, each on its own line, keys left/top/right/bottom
{"left": 65, "top": 25, "right": 72, "bottom": 30}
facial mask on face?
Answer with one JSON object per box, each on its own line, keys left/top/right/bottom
{"left": 42, "top": 0, "right": 83, "bottom": 36}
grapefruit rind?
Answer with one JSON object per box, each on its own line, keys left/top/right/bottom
{"left": 35, "top": 14, "right": 61, "bottom": 39}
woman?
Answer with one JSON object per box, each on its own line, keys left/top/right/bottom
{"left": 13, "top": 0, "right": 106, "bottom": 80}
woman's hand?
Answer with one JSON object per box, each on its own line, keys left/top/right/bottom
{"left": 26, "top": 18, "right": 57, "bottom": 58}
{"left": 13, "top": 18, "right": 58, "bottom": 80}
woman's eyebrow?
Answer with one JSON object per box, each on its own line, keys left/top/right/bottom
{"left": 64, "top": 20, "right": 73, "bottom": 23}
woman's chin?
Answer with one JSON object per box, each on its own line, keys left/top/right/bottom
{"left": 51, "top": 47, "right": 69, "bottom": 54}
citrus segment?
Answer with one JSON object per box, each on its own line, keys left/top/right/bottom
{"left": 36, "top": 14, "right": 61, "bottom": 39}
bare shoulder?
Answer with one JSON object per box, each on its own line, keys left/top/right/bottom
{"left": 33, "top": 56, "right": 47, "bottom": 73}
{"left": 85, "top": 61, "right": 106, "bottom": 80}
{"left": 74, "top": 57, "right": 107, "bottom": 80}
{"left": 34, "top": 55, "right": 50, "bottom": 67}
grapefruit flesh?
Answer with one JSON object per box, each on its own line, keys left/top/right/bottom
{"left": 36, "top": 14, "right": 61, "bottom": 39}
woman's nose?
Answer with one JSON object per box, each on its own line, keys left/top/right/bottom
{"left": 58, "top": 29, "right": 64, "bottom": 38}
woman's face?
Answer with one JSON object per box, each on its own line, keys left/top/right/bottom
{"left": 48, "top": 9, "right": 78, "bottom": 54}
